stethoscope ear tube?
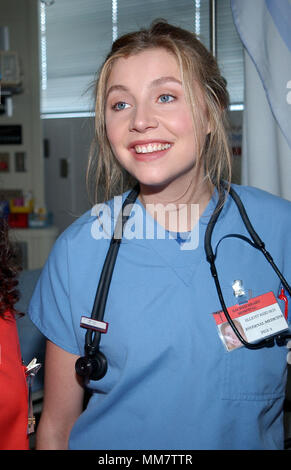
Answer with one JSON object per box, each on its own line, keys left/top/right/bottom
{"left": 78, "top": 185, "right": 140, "bottom": 381}
{"left": 87, "top": 184, "right": 140, "bottom": 350}
{"left": 227, "top": 185, "right": 265, "bottom": 250}
{"left": 204, "top": 194, "right": 224, "bottom": 264}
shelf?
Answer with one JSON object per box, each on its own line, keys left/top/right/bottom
{"left": 0, "top": 83, "right": 23, "bottom": 97}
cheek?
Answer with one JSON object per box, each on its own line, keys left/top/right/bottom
{"left": 105, "top": 119, "right": 121, "bottom": 151}
{"left": 169, "top": 112, "right": 195, "bottom": 143}
{"left": 105, "top": 124, "right": 128, "bottom": 167}
{"left": 171, "top": 103, "right": 209, "bottom": 148}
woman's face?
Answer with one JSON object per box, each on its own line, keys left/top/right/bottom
{"left": 223, "top": 324, "right": 242, "bottom": 348}
{"left": 105, "top": 48, "right": 210, "bottom": 193}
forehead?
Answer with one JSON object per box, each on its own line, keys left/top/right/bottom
{"left": 106, "top": 48, "right": 181, "bottom": 90}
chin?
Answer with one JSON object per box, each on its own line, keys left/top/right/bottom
{"left": 137, "top": 176, "right": 174, "bottom": 191}
{"left": 133, "top": 167, "right": 173, "bottom": 184}
{"left": 137, "top": 170, "right": 191, "bottom": 192}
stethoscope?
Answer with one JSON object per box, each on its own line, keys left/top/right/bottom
{"left": 75, "top": 183, "right": 291, "bottom": 382}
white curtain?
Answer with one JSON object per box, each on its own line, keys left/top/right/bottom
{"left": 232, "top": 0, "right": 291, "bottom": 201}
{"left": 242, "top": 50, "right": 291, "bottom": 201}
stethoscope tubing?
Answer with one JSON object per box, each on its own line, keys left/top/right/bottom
{"left": 86, "top": 185, "right": 140, "bottom": 353}
{"left": 86, "top": 183, "right": 291, "bottom": 355}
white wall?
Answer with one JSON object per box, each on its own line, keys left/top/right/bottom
{"left": 0, "top": 0, "right": 44, "bottom": 207}
{"left": 42, "top": 116, "right": 93, "bottom": 233}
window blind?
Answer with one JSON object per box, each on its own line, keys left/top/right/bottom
{"left": 216, "top": 0, "right": 244, "bottom": 105}
{"left": 41, "top": 0, "right": 244, "bottom": 114}
{"left": 41, "top": 0, "right": 112, "bottom": 113}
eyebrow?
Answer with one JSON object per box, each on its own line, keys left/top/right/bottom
{"left": 150, "top": 76, "right": 182, "bottom": 88}
{"left": 106, "top": 76, "right": 182, "bottom": 98}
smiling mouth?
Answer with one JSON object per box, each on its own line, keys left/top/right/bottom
{"left": 134, "top": 143, "right": 172, "bottom": 154}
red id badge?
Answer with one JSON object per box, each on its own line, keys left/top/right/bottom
{"left": 213, "top": 291, "right": 289, "bottom": 351}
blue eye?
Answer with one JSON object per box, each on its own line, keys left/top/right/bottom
{"left": 158, "top": 94, "right": 175, "bottom": 103}
{"left": 113, "top": 102, "right": 130, "bottom": 111}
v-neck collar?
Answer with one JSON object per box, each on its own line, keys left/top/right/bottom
{"left": 98, "top": 187, "right": 234, "bottom": 286}
{"left": 122, "top": 189, "right": 220, "bottom": 285}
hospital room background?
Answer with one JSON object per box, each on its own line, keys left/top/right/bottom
{"left": 0, "top": 0, "right": 290, "bottom": 449}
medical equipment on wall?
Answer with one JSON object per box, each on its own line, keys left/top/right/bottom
{"left": 75, "top": 184, "right": 291, "bottom": 382}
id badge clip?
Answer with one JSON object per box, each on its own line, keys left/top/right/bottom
{"left": 25, "top": 358, "right": 42, "bottom": 435}
{"left": 213, "top": 284, "right": 289, "bottom": 352}
{"left": 232, "top": 280, "right": 249, "bottom": 304}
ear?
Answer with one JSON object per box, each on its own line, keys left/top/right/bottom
{"left": 206, "top": 119, "right": 211, "bottom": 135}
{"left": 204, "top": 105, "right": 212, "bottom": 135}
{"left": 203, "top": 114, "right": 212, "bottom": 136}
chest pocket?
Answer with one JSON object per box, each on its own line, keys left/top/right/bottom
{"left": 221, "top": 345, "right": 287, "bottom": 401}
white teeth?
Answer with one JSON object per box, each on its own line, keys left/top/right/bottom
{"left": 134, "top": 143, "right": 171, "bottom": 154}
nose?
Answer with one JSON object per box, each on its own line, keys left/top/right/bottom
{"left": 129, "top": 104, "right": 158, "bottom": 133}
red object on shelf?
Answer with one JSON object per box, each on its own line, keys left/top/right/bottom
{"left": 0, "top": 161, "right": 8, "bottom": 171}
{"left": 232, "top": 146, "right": 242, "bottom": 156}
{"left": 8, "top": 213, "right": 28, "bottom": 228}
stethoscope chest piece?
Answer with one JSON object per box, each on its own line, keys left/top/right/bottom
{"left": 75, "top": 349, "right": 108, "bottom": 382}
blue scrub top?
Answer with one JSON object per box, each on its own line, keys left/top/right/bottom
{"left": 28, "top": 184, "right": 291, "bottom": 450}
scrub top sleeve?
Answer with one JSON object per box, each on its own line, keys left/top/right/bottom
{"left": 28, "top": 234, "right": 80, "bottom": 356}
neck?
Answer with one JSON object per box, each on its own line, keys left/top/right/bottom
{"left": 138, "top": 171, "right": 213, "bottom": 232}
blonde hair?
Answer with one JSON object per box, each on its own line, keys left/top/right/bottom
{"left": 87, "top": 20, "right": 232, "bottom": 204}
